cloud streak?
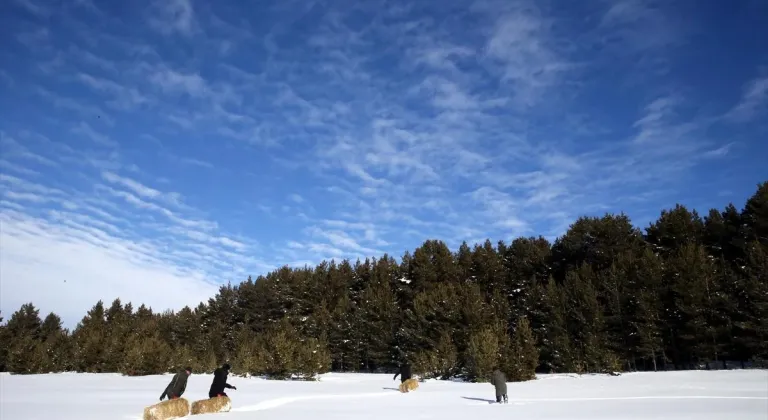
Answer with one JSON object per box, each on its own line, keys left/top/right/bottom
{"left": 725, "top": 76, "right": 768, "bottom": 123}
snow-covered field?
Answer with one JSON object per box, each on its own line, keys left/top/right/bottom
{"left": 1, "top": 370, "right": 766, "bottom": 420}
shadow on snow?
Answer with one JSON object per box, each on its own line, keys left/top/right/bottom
{"left": 461, "top": 396, "right": 496, "bottom": 404}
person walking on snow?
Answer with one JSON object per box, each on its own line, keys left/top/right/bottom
{"left": 160, "top": 367, "right": 192, "bottom": 401}
{"left": 490, "top": 368, "right": 508, "bottom": 404}
{"left": 208, "top": 363, "right": 237, "bottom": 398}
{"left": 393, "top": 361, "right": 412, "bottom": 383}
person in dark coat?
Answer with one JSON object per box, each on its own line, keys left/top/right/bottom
{"left": 490, "top": 369, "right": 508, "bottom": 403}
{"left": 393, "top": 361, "right": 412, "bottom": 383}
{"left": 160, "top": 367, "right": 192, "bottom": 401}
{"left": 208, "top": 363, "right": 237, "bottom": 398}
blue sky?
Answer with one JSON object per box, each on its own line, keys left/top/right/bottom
{"left": 1, "top": 0, "right": 766, "bottom": 327}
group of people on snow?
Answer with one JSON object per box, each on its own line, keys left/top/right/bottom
{"left": 159, "top": 363, "right": 237, "bottom": 401}
{"left": 160, "top": 360, "right": 508, "bottom": 404}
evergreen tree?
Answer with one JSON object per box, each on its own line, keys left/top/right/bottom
{"left": 104, "top": 298, "right": 131, "bottom": 372}
{"left": 71, "top": 300, "right": 108, "bottom": 373}
{"left": 508, "top": 316, "right": 538, "bottom": 381}
{"left": 502, "top": 236, "right": 551, "bottom": 335}
{"left": 0, "top": 311, "right": 7, "bottom": 372}
{"left": 551, "top": 214, "right": 645, "bottom": 280}
{"left": 703, "top": 205, "right": 746, "bottom": 263}
{"left": 407, "top": 240, "right": 459, "bottom": 291}
{"left": 664, "top": 243, "right": 724, "bottom": 366}
{"left": 563, "top": 266, "right": 617, "bottom": 373}
{"left": 250, "top": 317, "right": 330, "bottom": 380}
{"left": 626, "top": 249, "right": 665, "bottom": 371}
{"left": 402, "top": 282, "right": 464, "bottom": 360}
{"left": 37, "top": 313, "right": 71, "bottom": 372}
{"left": 733, "top": 241, "right": 768, "bottom": 362}
{"left": 121, "top": 331, "right": 172, "bottom": 376}
{"left": 413, "top": 329, "right": 458, "bottom": 379}
{"left": 645, "top": 204, "right": 705, "bottom": 257}
{"left": 455, "top": 241, "right": 474, "bottom": 281}
{"left": 355, "top": 259, "right": 399, "bottom": 371}
{"left": 465, "top": 324, "right": 501, "bottom": 382}
{"left": 470, "top": 239, "right": 504, "bottom": 294}
{"left": 204, "top": 283, "right": 242, "bottom": 362}
{"left": 598, "top": 260, "right": 632, "bottom": 369}
{"left": 5, "top": 303, "right": 43, "bottom": 374}
{"left": 741, "top": 182, "right": 768, "bottom": 249}
{"left": 539, "top": 278, "right": 572, "bottom": 372}
{"left": 230, "top": 325, "right": 260, "bottom": 377}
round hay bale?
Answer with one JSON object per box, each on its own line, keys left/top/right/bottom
{"left": 398, "top": 378, "right": 419, "bottom": 393}
{"left": 143, "top": 398, "right": 190, "bottom": 420}
{"left": 191, "top": 396, "right": 232, "bottom": 415}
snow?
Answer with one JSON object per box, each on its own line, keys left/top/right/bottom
{"left": 1, "top": 370, "right": 766, "bottom": 420}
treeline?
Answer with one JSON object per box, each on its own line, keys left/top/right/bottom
{"left": 1, "top": 182, "right": 766, "bottom": 382}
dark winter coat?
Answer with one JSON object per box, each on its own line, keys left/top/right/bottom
{"left": 393, "top": 363, "right": 412, "bottom": 383}
{"left": 490, "top": 370, "right": 507, "bottom": 396}
{"left": 209, "top": 366, "right": 235, "bottom": 397}
{"left": 160, "top": 370, "right": 189, "bottom": 400}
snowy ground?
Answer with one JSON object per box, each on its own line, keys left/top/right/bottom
{"left": 1, "top": 370, "right": 766, "bottom": 420}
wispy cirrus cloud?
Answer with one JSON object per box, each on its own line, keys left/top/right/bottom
{"left": 0, "top": 132, "right": 59, "bottom": 167}
{"left": 11, "top": 0, "right": 51, "bottom": 18}
{"left": 482, "top": 6, "right": 574, "bottom": 107}
{"left": 724, "top": 76, "right": 768, "bottom": 123}
{"left": 147, "top": 0, "right": 197, "bottom": 36}
{"left": 101, "top": 171, "right": 168, "bottom": 202}
{"left": 1, "top": 154, "right": 268, "bottom": 325}
{"left": 71, "top": 121, "right": 118, "bottom": 147}
{"left": 0, "top": 209, "right": 219, "bottom": 327}
{"left": 76, "top": 73, "right": 150, "bottom": 110}
{"left": 598, "top": 0, "right": 685, "bottom": 51}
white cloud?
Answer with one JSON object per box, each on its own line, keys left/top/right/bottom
{"left": 483, "top": 7, "right": 572, "bottom": 106}
{"left": 178, "top": 228, "right": 248, "bottom": 251}
{"left": 306, "top": 226, "right": 382, "bottom": 255}
{"left": 147, "top": 0, "right": 197, "bottom": 36}
{"left": 66, "top": 45, "right": 118, "bottom": 73}
{"left": 468, "top": 186, "right": 530, "bottom": 236}
{"left": 0, "top": 209, "right": 218, "bottom": 328}
{"left": 0, "top": 200, "right": 26, "bottom": 211}
{"left": 724, "top": 76, "right": 768, "bottom": 123}
{"left": 76, "top": 73, "right": 149, "bottom": 110}
{"left": 0, "top": 133, "right": 59, "bottom": 167}
{"left": 71, "top": 121, "right": 118, "bottom": 147}
{"left": 149, "top": 68, "right": 208, "bottom": 97}
{"left": 0, "top": 160, "right": 41, "bottom": 177}
{"left": 0, "top": 162, "right": 268, "bottom": 326}
{"left": 11, "top": 0, "right": 51, "bottom": 18}
{"left": 177, "top": 156, "right": 214, "bottom": 169}
{"left": 598, "top": 0, "right": 685, "bottom": 52}
{"left": 2, "top": 191, "right": 48, "bottom": 203}
{"left": 98, "top": 184, "right": 215, "bottom": 231}
{"left": 100, "top": 171, "right": 187, "bottom": 208}
{"left": 1, "top": 173, "right": 65, "bottom": 196}
{"left": 287, "top": 241, "right": 304, "bottom": 249}
{"left": 101, "top": 171, "right": 162, "bottom": 198}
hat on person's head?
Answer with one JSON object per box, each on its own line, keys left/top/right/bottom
{"left": 223, "top": 363, "right": 231, "bottom": 370}
{"left": 185, "top": 366, "right": 193, "bottom": 373}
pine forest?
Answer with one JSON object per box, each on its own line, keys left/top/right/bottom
{"left": 2, "top": 182, "right": 766, "bottom": 384}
